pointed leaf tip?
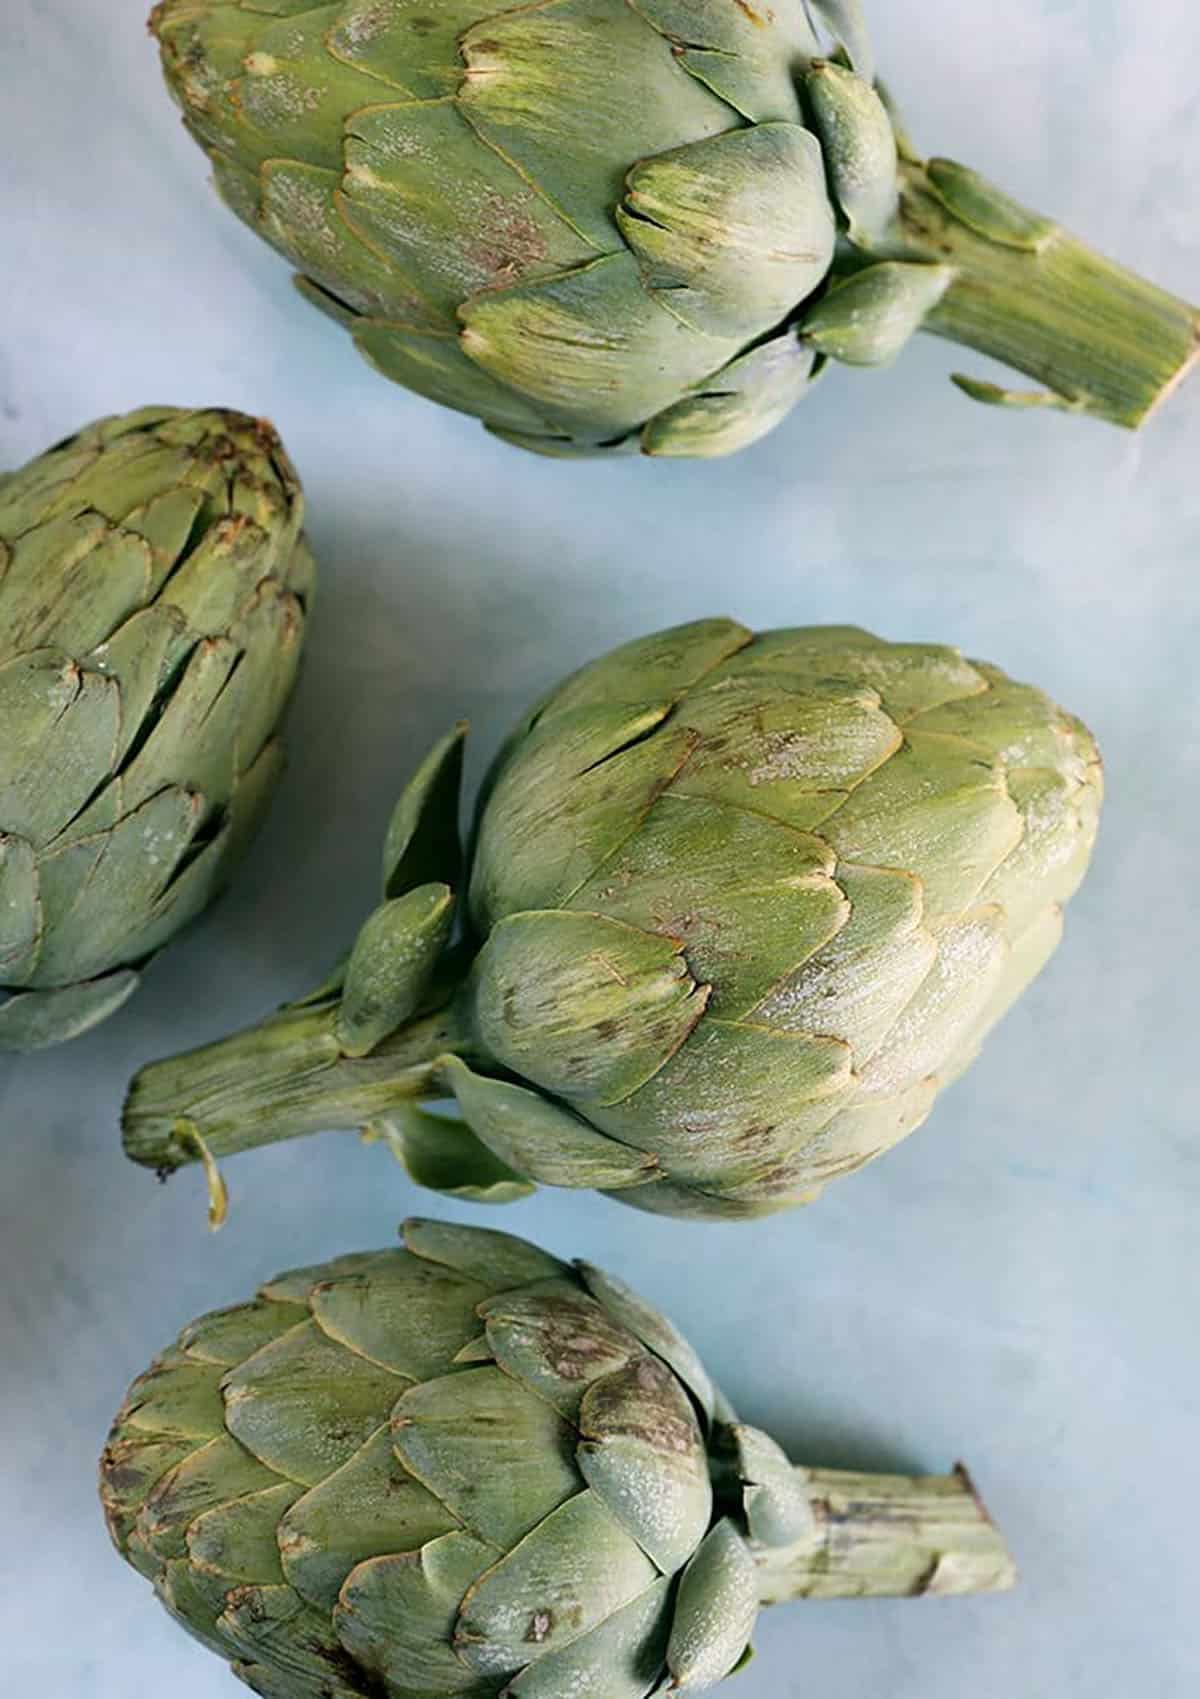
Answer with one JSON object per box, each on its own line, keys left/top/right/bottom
{"left": 336, "top": 883, "right": 455, "bottom": 1057}
{"left": 382, "top": 724, "right": 467, "bottom": 900}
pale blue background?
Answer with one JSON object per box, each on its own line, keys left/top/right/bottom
{"left": 2, "top": 2, "right": 1198, "bottom": 1694}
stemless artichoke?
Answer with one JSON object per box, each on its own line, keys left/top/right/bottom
{"left": 148, "top": 1, "right": 1199, "bottom": 458}
{"left": 102, "top": 1217, "right": 1015, "bottom": 1698}
{"left": 0, "top": 407, "right": 313, "bottom": 1051}
{"left": 126, "top": 620, "right": 1102, "bottom": 1222}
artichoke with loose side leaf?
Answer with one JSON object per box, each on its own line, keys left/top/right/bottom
{"left": 148, "top": 0, "right": 1200, "bottom": 458}
{"left": 125, "top": 619, "right": 1101, "bottom": 1223}
{"left": 102, "top": 1216, "right": 1016, "bottom": 1699}
{"left": 0, "top": 407, "right": 313, "bottom": 1050}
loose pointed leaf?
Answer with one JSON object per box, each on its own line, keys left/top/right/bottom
{"left": 0, "top": 970, "right": 140, "bottom": 1052}
{"left": 440, "top": 1056, "right": 658, "bottom": 1192}
{"left": 370, "top": 1104, "right": 537, "bottom": 1205}
{"left": 382, "top": 725, "right": 467, "bottom": 899}
{"left": 926, "top": 158, "right": 1057, "bottom": 252}
{"left": 808, "top": 0, "right": 875, "bottom": 82}
{"left": 803, "top": 262, "right": 954, "bottom": 366}
{"left": 667, "top": 1520, "right": 759, "bottom": 1692}
{"left": 731, "top": 1425, "right": 816, "bottom": 1547}
{"left": 805, "top": 61, "right": 898, "bottom": 244}
{"left": 336, "top": 884, "right": 455, "bottom": 1057}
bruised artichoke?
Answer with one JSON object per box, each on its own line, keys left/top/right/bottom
{"left": 102, "top": 1217, "right": 1015, "bottom": 1698}
{"left": 0, "top": 407, "right": 313, "bottom": 1050}
{"left": 125, "top": 620, "right": 1101, "bottom": 1222}
{"left": 149, "top": 0, "right": 1199, "bottom": 457}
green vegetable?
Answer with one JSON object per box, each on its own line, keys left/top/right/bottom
{"left": 0, "top": 407, "right": 314, "bottom": 1051}
{"left": 125, "top": 620, "right": 1101, "bottom": 1222}
{"left": 149, "top": 0, "right": 1199, "bottom": 457}
{"left": 102, "top": 1216, "right": 1015, "bottom": 1698}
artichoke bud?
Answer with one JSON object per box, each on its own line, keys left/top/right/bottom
{"left": 127, "top": 621, "right": 1102, "bottom": 1224}
{"left": 805, "top": 59, "right": 900, "bottom": 245}
{"left": 0, "top": 407, "right": 313, "bottom": 1051}
{"left": 150, "top": 0, "right": 1200, "bottom": 447}
{"left": 102, "top": 1218, "right": 1015, "bottom": 1696}
{"left": 802, "top": 261, "right": 955, "bottom": 365}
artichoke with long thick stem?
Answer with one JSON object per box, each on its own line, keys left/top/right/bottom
{"left": 125, "top": 619, "right": 1102, "bottom": 1222}
{"left": 102, "top": 1216, "right": 1016, "bottom": 1698}
{"left": 148, "top": 0, "right": 1199, "bottom": 458}
{"left": 0, "top": 407, "right": 314, "bottom": 1051}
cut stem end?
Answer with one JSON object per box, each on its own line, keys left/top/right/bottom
{"left": 755, "top": 1462, "right": 1017, "bottom": 1603}
{"left": 897, "top": 157, "right": 1200, "bottom": 428}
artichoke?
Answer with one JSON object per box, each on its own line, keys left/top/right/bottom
{"left": 102, "top": 1216, "right": 1015, "bottom": 1698}
{"left": 148, "top": 1, "right": 1200, "bottom": 459}
{"left": 0, "top": 406, "right": 313, "bottom": 1051}
{"left": 126, "top": 620, "right": 1101, "bottom": 1223}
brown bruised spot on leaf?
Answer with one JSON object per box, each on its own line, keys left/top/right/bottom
{"left": 155, "top": 29, "right": 213, "bottom": 102}
{"left": 501, "top": 1293, "right": 636, "bottom": 1382}
{"left": 463, "top": 194, "right": 550, "bottom": 288}
{"left": 733, "top": 0, "right": 771, "bottom": 24}
{"left": 99, "top": 1453, "right": 143, "bottom": 1496}
{"left": 224, "top": 1584, "right": 266, "bottom": 1621}
{"left": 523, "top": 1609, "right": 554, "bottom": 1643}
{"left": 99, "top": 1440, "right": 159, "bottom": 1504}
{"left": 732, "top": 1120, "right": 777, "bottom": 1151}
{"left": 582, "top": 1357, "right": 700, "bottom": 1457}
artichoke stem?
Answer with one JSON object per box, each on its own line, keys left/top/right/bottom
{"left": 756, "top": 1464, "right": 1016, "bottom": 1603}
{"left": 896, "top": 158, "right": 1200, "bottom": 427}
{"left": 122, "top": 1003, "right": 462, "bottom": 1174}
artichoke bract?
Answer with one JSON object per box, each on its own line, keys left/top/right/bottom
{"left": 102, "top": 1217, "right": 1015, "bottom": 1698}
{"left": 0, "top": 407, "right": 314, "bottom": 1051}
{"left": 126, "top": 620, "right": 1102, "bottom": 1223}
{"left": 148, "top": 1, "right": 1199, "bottom": 458}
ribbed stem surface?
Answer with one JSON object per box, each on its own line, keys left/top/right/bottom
{"left": 123, "top": 1003, "right": 462, "bottom": 1173}
{"left": 898, "top": 158, "right": 1199, "bottom": 426}
{"left": 757, "top": 1465, "right": 1016, "bottom": 1602}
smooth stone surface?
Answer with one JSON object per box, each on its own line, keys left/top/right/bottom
{"left": 1, "top": 3, "right": 1197, "bottom": 1696}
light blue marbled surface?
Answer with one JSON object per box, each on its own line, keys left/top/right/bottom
{"left": 2, "top": 2, "right": 1198, "bottom": 1695}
